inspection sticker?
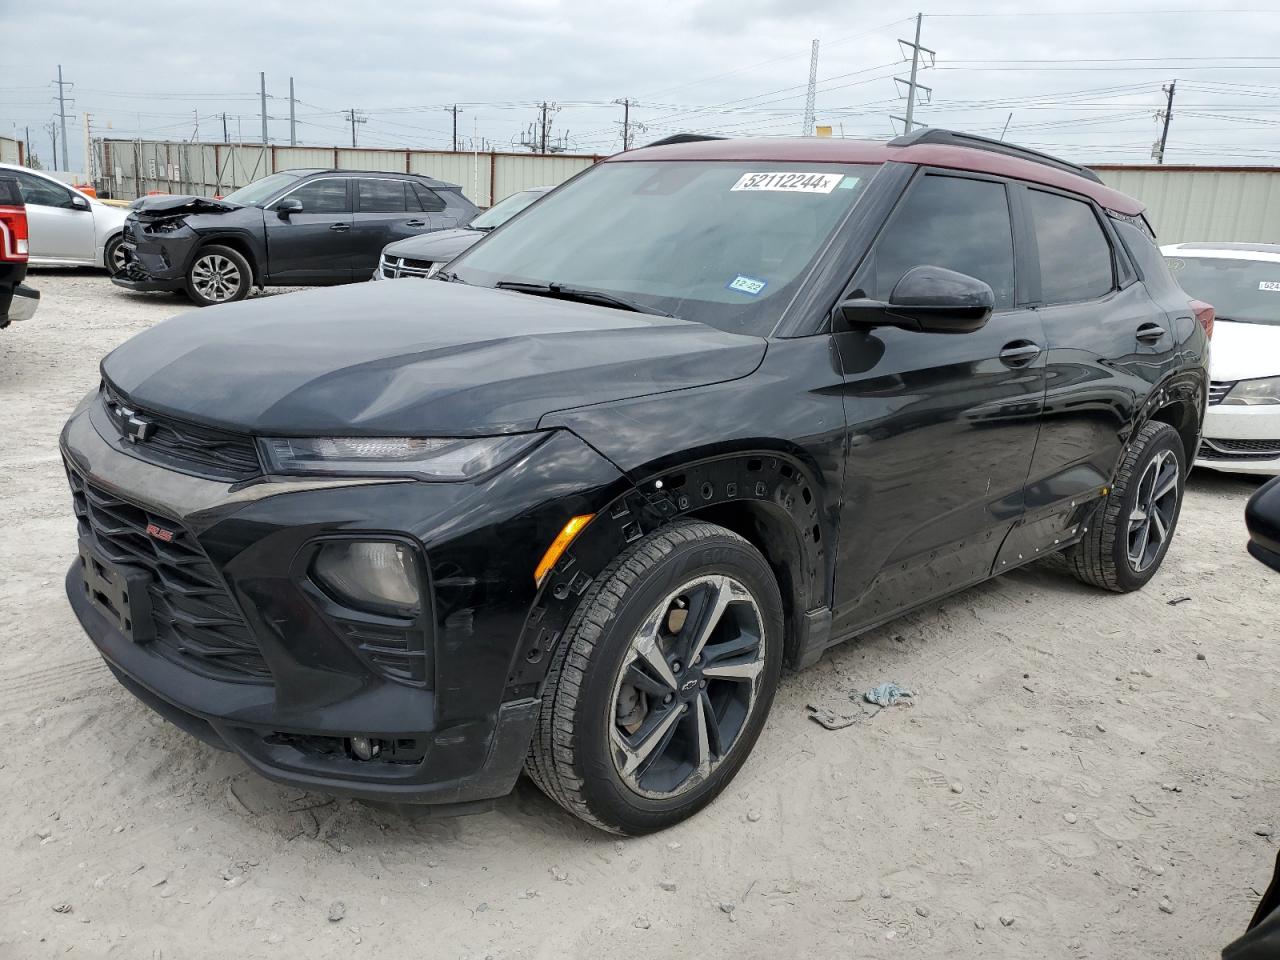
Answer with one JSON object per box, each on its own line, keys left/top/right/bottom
{"left": 730, "top": 171, "right": 842, "bottom": 193}
{"left": 1260, "top": 281, "right": 1280, "bottom": 292}
{"left": 727, "top": 275, "right": 768, "bottom": 296}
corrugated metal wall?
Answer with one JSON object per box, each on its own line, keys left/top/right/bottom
{"left": 95, "top": 139, "right": 600, "bottom": 206}
{"left": 0, "top": 136, "right": 23, "bottom": 165}
{"left": 1094, "top": 166, "right": 1280, "bottom": 244}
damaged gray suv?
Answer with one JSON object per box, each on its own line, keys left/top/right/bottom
{"left": 113, "top": 169, "right": 477, "bottom": 306}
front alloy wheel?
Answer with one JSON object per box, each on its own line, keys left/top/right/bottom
{"left": 526, "top": 520, "right": 784, "bottom": 835}
{"left": 184, "top": 244, "right": 252, "bottom": 307}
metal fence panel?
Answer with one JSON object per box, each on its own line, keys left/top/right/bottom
{"left": 0, "top": 136, "right": 22, "bottom": 165}
{"left": 1096, "top": 166, "right": 1280, "bottom": 244}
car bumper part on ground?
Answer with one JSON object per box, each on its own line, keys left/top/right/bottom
{"left": 59, "top": 395, "right": 628, "bottom": 804}
{"left": 3, "top": 282, "right": 39, "bottom": 323}
{"left": 1195, "top": 405, "right": 1280, "bottom": 475}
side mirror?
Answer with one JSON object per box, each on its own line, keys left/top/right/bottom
{"left": 70, "top": 194, "right": 91, "bottom": 211}
{"left": 838, "top": 265, "right": 995, "bottom": 334}
{"left": 276, "top": 197, "right": 303, "bottom": 219}
{"left": 1246, "top": 476, "right": 1280, "bottom": 573}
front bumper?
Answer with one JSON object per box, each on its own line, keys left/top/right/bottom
{"left": 110, "top": 233, "right": 191, "bottom": 292}
{"left": 60, "top": 397, "right": 627, "bottom": 803}
{"left": 1195, "top": 404, "right": 1280, "bottom": 476}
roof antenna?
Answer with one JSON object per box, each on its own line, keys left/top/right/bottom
{"left": 999, "top": 112, "right": 1013, "bottom": 142}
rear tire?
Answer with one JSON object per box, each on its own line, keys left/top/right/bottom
{"left": 184, "top": 245, "right": 252, "bottom": 307}
{"left": 525, "top": 520, "right": 784, "bottom": 835}
{"left": 1064, "top": 420, "right": 1185, "bottom": 592}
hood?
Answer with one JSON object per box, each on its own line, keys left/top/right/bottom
{"left": 101, "top": 280, "right": 766, "bottom": 436}
{"left": 131, "top": 194, "right": 239, "bottom": 220}
{"left": 1209, "top": 319, "right": 1280, "bottom": 382}
{"left": 382, "top": 228, "right": 482, "bottom": 262}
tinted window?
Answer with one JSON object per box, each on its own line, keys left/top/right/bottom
{"left": 412, "top": 183, "right": 446, "bottom": 212}
{"left": 288, "top": 179, "right": 350, "bottom": 214}
{"left": 867, "top": 174, "right": 1016, "bottom": 309}
{"left": 1165, "top": 255, "right": 1280, "bottom": 327}
{"left": 1028, "top": 190, "right": 1114, "bottom": 303}
{"left": 1115, "top": 219, "right": 1178, "bottom": 291}
{"left": 358, "top": 180, "right": 408, "bottom": 213}
{"left": 15, "top": 171, "right": 75, "bottom": 208}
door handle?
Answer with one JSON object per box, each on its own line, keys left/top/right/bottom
{"left": 329, "top": 223, "right": 351, "bottom": 232}
{"left": 1136, "top": 322, "right": 1166, "bottom": 343}
{"left": 404, "top": 219, "right": 426, "bottom": 227}
{"left": 999, "top": 340, "right": 1042, "bottom": 367}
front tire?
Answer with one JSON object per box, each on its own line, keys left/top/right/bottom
{"left": 185, "top": 245, "right": 252, "bottom": 307}
{"left": 1064, "top": 420, "right": 1185, "bottom": 592}
{"left": 104, "top": 234, "right": 127, "bottom": 274}
{"left": 526, "top": 520, "right": 784, "bottom": 835}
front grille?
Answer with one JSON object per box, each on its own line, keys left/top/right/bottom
{"left": 379, "top": 254, "right": 436, "bottom": 279}
{"left": 67, "top": 465, "right": 272, "bottom": 683}
{"left": 1200, "top": 437, "right": 1280, "bottom": 461}
{"left": 1208, "top": 381, "right": 1236, "bottom": 405}
{"left": 102, "top": 382, "right": 261, "bottom": 482}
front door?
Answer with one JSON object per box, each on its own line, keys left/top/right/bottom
{"left": 13, "top": 171, "right": 96, "bottom": 263}
{"left": 264, "top": 177, "right": 354, "bottom": 283}
{"left": 831, "top": 170, "right": 1047, "bottom": 636}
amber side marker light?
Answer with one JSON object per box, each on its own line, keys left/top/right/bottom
{"left": 535, "top": 514, "right": 595, "bottom": 586}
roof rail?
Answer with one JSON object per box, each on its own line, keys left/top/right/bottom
{"left": 888, "top": 128, "right": 1103, "bottom": 185}
{"left": 643, "top": 134, "right": 727, "bottom": 147}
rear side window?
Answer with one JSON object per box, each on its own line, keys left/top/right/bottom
{"left": 412, "top": 184, "right": 446, "bottom": 213}
{"left": 1028, "top": 190, "right": 1114, "bottom": 303}
{"left": 289, "top": 179, "right": 351, "bottom": 214}
{"left": 358, "top": 180, "right": 409, "bottom": 213}
{"left": 1114, "top": 219, "right": 1178, "bottom": 291}
{"left": 866, "top": 174, "right": 1016, "bottom": 309}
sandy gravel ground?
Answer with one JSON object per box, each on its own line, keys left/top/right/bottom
{"left": 2, "top": 271, "right": 1277, "bottom": 960}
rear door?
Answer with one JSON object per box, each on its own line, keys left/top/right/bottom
{"left": 264, "top": 177, "right": 354, "bottom": 283}
{"left": 831, "top": 169, "right": 1048, "bottom": 634}
{"left": 351, "top": 179, "right": 455, "bottom": 275}
{"left": 1017, "top": 185, "right": 1166, "bottom": 543}
{"left": 12, "top": 171, "right": 95, "bottom": 263}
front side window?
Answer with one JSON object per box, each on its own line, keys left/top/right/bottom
{"left": 863, "top": 174, "right": 1016, "bottom": 309}
{"left": 358, "top": 180, "right": 409, "bottom": 213}
{"left": 15, "top": 171, "right": 75, "bottom": 208}
{"left": 1166, "top": 255, "right": 1280, "bottom": 327}
{"left": 1028, "top": 189, "right": 1114, "bottom": 304}
{"left": 450, "top": 161, "right": 877, "bottom": 336}
{"left": 288, "top": 179, "right": 351, "bottom": 215}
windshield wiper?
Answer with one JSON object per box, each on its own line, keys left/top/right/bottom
{"left": 495, "top": 280, "right": 674, "bottom": 317}
{"left": 433, "top": 270, "right": 465, "bottom": 283}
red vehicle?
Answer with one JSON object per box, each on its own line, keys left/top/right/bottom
{"left": 0, "top": 175, "right": 39, "bottom": 328}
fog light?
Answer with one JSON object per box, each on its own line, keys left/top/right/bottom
{"left": 312, "top": 540, "right": 420, "bottom": 616}
{"left": 349, "top": 736, "right": 380, "bottom": 761}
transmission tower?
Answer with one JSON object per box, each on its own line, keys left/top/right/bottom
{"left": 892, "top": 13, "right": 935, "bottom": 134}
{"left": 802, "top": 39, "right": 819, "bottom": 136}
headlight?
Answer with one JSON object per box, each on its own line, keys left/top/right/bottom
{"left": 258, "top": 433, "right": 546, "bottom": 480}
{"left": 1225, "top": 376, "right": 1280, "bottom": 406}
{"left": 312, "top": 540, "right": 420, "bottom": 615}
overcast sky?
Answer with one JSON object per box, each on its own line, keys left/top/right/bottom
{"left": 3, "top": 0, "right": 1279, "bottom": 173}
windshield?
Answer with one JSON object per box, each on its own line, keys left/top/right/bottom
{"left": 449, "top": 161, "right": 877, "bottom": 335}
{"left": 1166, "top": 254, "right": 1280, "bottom": 326}
{"left": 470, "top": 189, "right": 547, "bottom": 229}
{"left": 222, "top": 172, "right": 303, "bottom": 206}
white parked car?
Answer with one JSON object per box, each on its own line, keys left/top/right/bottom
{"left": 0, "top": 163, "right": 127, "bottom": 271}
{"left": 1164, "top": 241, "right": 1280, "bottom": 475}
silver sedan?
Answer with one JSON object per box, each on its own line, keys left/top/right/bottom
{"left": 0, "top": 163, "right": 128, "bottom": 270}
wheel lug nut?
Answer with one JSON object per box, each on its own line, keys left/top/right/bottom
{"left": 672, "top": 661, "right": 682, "bottom": 674}
{"left": 699, "top": 679, "right": 707, "bottom": 688}
{"left": 681, "top": 703, "right": 690, "bottom": 713}
{"left": 693, "top": 653, "right": 703, "bottom": 665}
{"left": 663, "top": 693, "right": 674, "bottom": 705}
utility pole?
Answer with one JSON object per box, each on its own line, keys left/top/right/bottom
{"left": 894, "top": 13, "right": 935, "bottom": 134}
{"left": 222, "top": 112, "right": 229, "bottom": 144}
{"left": 54, "top": 65, "right": 72, "bottom": 170}
{"left": 259, "top": 71, "right": 268, "bottom": 145}
{"left": 289, "top": 76, "right": 297, "bottom": 146}
{"left": 1155, "top": 80, "right": 1176, "bottom": 164}
{"left": 613, "top": 98, "right": 635, "bottom": 150}
{"left": 539, "top": 102, "right": 549, "bottom": 154}
{"left": 45, "top": 121, "right": 57, "bottom": 167}
{"left": 83, "top": 112, "right": 93, "bottom": 183}
{"left": 345, "top": 108, "right": 366, "bottom": 147}
{"left": 446, "top": 104, "right": 461, "bottom": 152}
{"left": 803, "top": 39, "right": 819, "bottom": 135}
{"left": 24, "top": 126, "right": 30, "bottom": 167}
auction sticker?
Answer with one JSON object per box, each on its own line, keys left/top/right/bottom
{"left": 1260, "top": 281, "right": 1280, "bottom": 292}
{"left": 731, "top": 171, "right": 842, "bottom": 193}
{"left": 727, "top": 275, "right": 768, "bottom": 296}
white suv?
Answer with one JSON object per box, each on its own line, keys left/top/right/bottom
{"left": 1164, "top": 241, "right": 1280, "bottom": 475}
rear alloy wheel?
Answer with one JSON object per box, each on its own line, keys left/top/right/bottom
{"left": 1064, "top": 420, "right": 1185, "bottom": 592}
{"left": 526, "top": 520, "right": 784, "bottom": 834}
{"left": 185, "top": 245, "right": 252, "bottom": 307}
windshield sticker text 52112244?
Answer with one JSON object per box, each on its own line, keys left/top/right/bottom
{"left": 731, "top": 172, "right": 843, "bottom": 194}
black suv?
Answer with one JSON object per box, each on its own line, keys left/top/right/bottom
{"left": 113, "top": 169, "right": 477, "bottom": 306}
{"left": 62, "top": 130, "right": 1209, "bottom": 835}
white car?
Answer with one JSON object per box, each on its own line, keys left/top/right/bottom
{"left": 1164, "top": 241, "right": 1280, "bottom": 475}
{"left": 0, "top": 163, "right": 127, "bottom": 271}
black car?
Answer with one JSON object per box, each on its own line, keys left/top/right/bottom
{"left": 0, "top": 176, "right": 39, "bottom": 328}
{"left": 373, "top": 186, "right": 552, "bottom": 280}
{"left": 113, "top": 169, "right": 478, "bottom": 306}
{"left": 62, "top": 130, "right": 1209, "bottom": 835}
